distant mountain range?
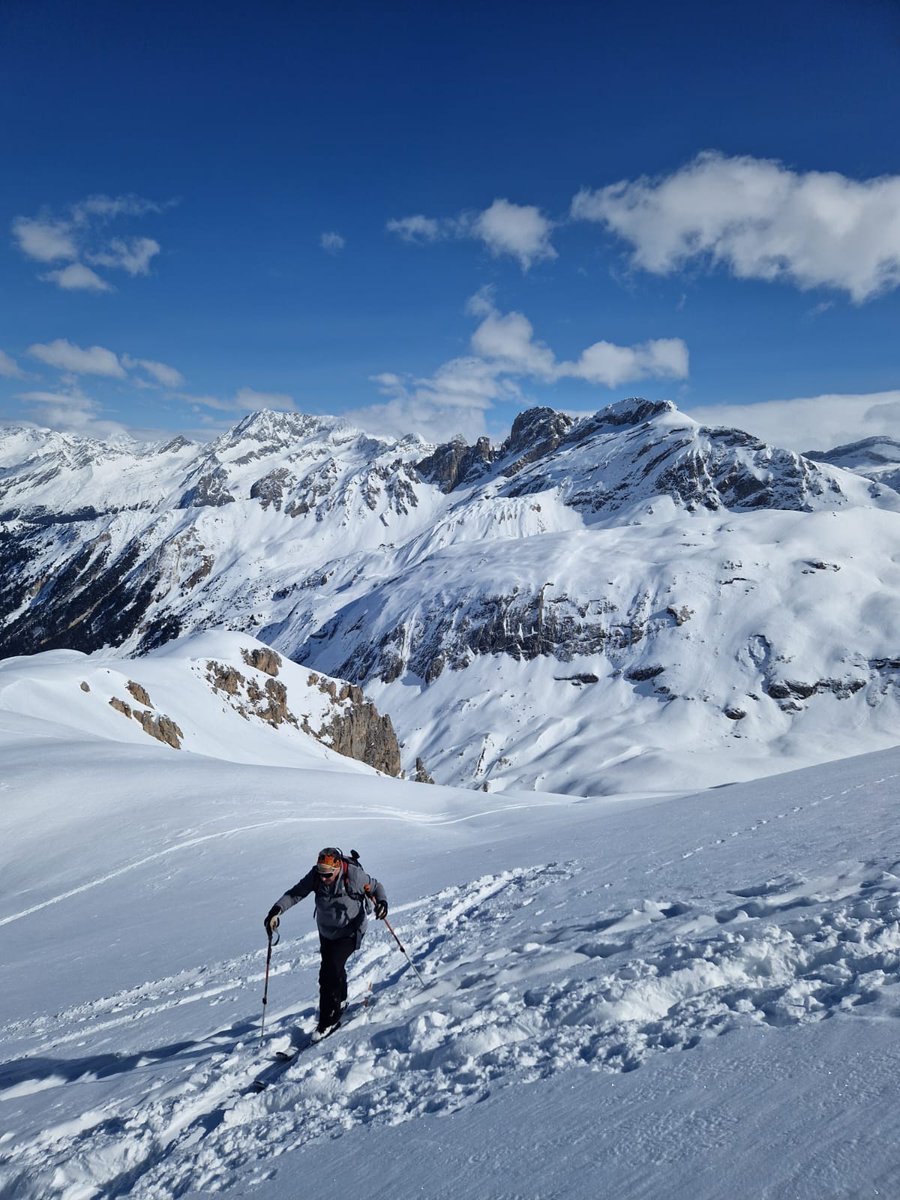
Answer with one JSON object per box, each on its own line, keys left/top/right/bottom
{"left": 2, "top": 398, "right": 900, "bottom": 794}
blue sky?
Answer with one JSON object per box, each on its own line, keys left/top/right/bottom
{"left": 3, "top": 0, "right": 900, "bottom": 449}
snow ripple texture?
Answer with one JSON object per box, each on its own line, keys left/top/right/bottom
{"left": 3, "top": 844, "right": 900, "bottom": 1199}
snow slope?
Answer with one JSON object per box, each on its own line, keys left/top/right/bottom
{"left": 2, "top": 642, "right": 900, "bottom": 1198}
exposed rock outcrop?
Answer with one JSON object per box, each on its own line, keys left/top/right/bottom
{"left": 413, "top": 756, "right": 435, "bottom": 784}
{"left": 305, "top": 672, "right": 401, "bottom": 776}
{"left": 241, "top": 647, "right": 282, "bottom": 676}
{"left": 127, "top": 680, "right": 152, "bottom": 707}
{"left": 108, "top": 695, "right": 183, "bottom": 749}
{"left": 201, "top": 650, "right": 402, "bottom": 775}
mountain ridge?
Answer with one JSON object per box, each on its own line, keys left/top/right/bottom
{"left": 1, "top": 397, "right": 899, "bottom": 794}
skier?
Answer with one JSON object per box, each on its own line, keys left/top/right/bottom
{"left": 264, "top": 847, "right": 389, "bottom": 1034}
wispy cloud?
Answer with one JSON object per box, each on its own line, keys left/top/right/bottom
{"left": 387, "top": 198, "right": 557, "bottom": 271}
{"left": 0, "top": 350, "right": 24, "bottom": 379}
{"left": 88, "top": 236, "right": 161, "bottom": 276}
{"left": 572, "top": 151, "right": 900, "bottom": 302}
{"left": 41, "top": 264, "right": 114, "bottom": 293}
{"left": 11, "top": 194, "right": 174, "bottom": 292}
{"left": 386, "top": 215, "right": 446, "bottom": 243}
{"left": 122, "top": 355, "right": 185, "bottom": 388}
{"left": 27, "top": 340, "right": 186, "bottom": 395}
{"left": 348, "top": 291, "right": 688, "bottom": 441}
{"left": 320, "top": 231, "right": 346, "bottom": 253}
{"left": 234, "top": 387, "right": 295, "bottom": 410}
{"left": 176, "top": 386, "right": 296, "bottom": 414}
{"left": 15, "top": 382, "right": 133, "bottom": 441}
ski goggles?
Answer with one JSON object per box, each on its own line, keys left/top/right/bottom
{"left": 316, "top": 851, "right": 342, "bottom": 875}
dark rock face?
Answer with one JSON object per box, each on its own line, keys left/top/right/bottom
{"left": 500, "top": 408, "right": 574, "bottom": 477}
{"left": 302, "top": 588, "right": 646, "bottom": 686}
{"left": 417, "top": 437, "right": 495, "bottom": 493}
{"left": 178, "top": 465, "right": 235, "bottom": 509}
{"left": 565, "top": 399, "right": 676, "bottom": 446}
{"left": 765, "top": 677, "right": 866, "bottom": 705}
{"left": 250, "top": 468, "right": 294, "bottom": 512}
{"left": 0, "top": 533, "right": 162, "bottom": 659}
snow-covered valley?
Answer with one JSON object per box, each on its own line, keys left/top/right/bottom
{"left": 3, "top": 640, "right": 900, "bottom": 1198}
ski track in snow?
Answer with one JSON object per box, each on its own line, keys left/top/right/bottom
{"left": 4, "top": 804, "right": 900, "bottom": 1200}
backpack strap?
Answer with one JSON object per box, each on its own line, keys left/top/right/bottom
{"left": 342, "top": 851, "right": 373, "bottom": 912}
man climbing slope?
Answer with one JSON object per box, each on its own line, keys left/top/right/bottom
{"left": 264, "top": 847, "right": 389, "bottom": 1034}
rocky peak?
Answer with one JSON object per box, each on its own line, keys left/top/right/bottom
{"left": 157, "top": 435, "right": 194, "bottom": 454}
{"left": 416, "top": 435, "right": 495, "bottom": 493}
{"left": 501, "top": 407, "right": 574, "bottom": 476}
{"left": 565, "top": 398, "right": 677, "bottom": 447}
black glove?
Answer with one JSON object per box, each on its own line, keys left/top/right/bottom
{"left": 264, "top": 905, "right": 282, "bottom": 936}
{"left": 374, "top": 899, "right": 388, "bottom": 920}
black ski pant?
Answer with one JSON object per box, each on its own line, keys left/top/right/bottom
{"left": 318, "top": 934, "right": 357, "bottom": 1026}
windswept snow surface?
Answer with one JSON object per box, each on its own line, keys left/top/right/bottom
{"left": 2, "top": 646, "right": 900, "bottom": 1198}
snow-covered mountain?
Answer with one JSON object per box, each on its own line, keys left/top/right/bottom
{"left": 806, "top": 434, "right": 900, "bottom": 494}
{"left": 2, "top": 398, "right": 899, "bottom": 794}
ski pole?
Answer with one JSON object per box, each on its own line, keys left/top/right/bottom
{"left": 383, "top": 916, "right": 426, "bottom": 988}
{"left": 260, "top": 929, "right": 277, "bottom": 1042}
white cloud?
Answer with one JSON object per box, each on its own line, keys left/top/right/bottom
{"left": 88, "top": 236, "right": 160, "bottom": 276}
{"left": 28, "top": 339, "right": 126, "bottom": 378}
{"left": 12, "top": 194, "right": 172, "bottom": 291}
{"left": 686, "top": 391, "right": 900, "bottom": 454}
{"left": 353, "top": 294, "right": 688, "bottom": 441}
{"left": 473, "top": 199, "right": 557, "bottom": 270}
{"left": 387, "top": 199, "right": 556, "bottom": 270}
{"left": 572, "top": 151, "right": 900, "bottom": 302}
{"left": 122, "top": 355, "right": 185, "bottom": 388}
{"left": 0, "top": 350, "right": 24, "bottom": 379}
{"left": 385, "top": 215, "right": 444, "bottom": 243}
{"left": 560, "top": 337, "right": 689, "bottom": 387}
{"left": 469, "top": 307, "right": 556, "bottom": 377}
{"left": 11, "top": 216, "right": 78, "bottom": 263}
{"left": 469, "top": 294, "right": 688, "bottom": 388}
{"left": 320, "top": 231, "right": 346, "bottom": 253}
{"left": 41, "top": 263, "right": 114, "bottom": 292}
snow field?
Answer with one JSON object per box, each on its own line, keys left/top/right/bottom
{"left": 5, "top": 759, "right": 900, "bottom": 1198}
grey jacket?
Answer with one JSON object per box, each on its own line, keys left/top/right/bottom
{"left": 274, "top": 861, "right": 387, "bottom": 943}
